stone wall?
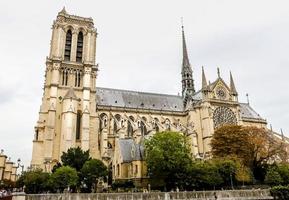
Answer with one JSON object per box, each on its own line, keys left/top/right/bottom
{"left": 13, "top": 189, "right": 273, "bottom": 200}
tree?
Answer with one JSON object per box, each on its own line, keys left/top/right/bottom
{"left": 61, "top": 147, "right": 90, "bottom": 171}
{"left": 145, "top": 131, "right": 192, "bottom": 190}
{"left": 22, "top": 169, "right": 51, "bottom": 194}
{"left": 80, "top": 159, "right": 108, "bottom": 192}
{"left": 277, "top": 163, "right": 289, "bottom": 185}
{"left": 51, "top": 166, "right": 78, "bottom": 192}
{"left": 265, "top": 167, "right": 283, "bottom": 186}
{"left": 213, "top": 158, "right": 237, "bottom": 188}
{"left": 211, "top": 125, "right": 251, "bottom": 163}
{"left": 211, "top": 125, "right": 285, "bottom": 181}
{"left": 235, "top": 163, "right": 252, "bottom": 186}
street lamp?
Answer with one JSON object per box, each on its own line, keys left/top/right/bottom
{"left": 17, "top": 158, "right": 24, "bottom": 174}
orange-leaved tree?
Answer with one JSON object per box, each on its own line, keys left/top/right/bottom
{"left": 211, "top": 125, "right": 287, "bottom": 180}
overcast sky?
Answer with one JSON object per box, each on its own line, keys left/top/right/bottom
{"left": 0, "top": 0, "right": 289, "bottom": 168}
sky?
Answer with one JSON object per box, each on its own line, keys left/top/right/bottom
{"left": 0, "top": 0, "right": 289, "bottom": 169}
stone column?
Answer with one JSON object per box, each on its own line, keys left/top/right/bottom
{"left": 60, "top": 94, "right": 78, "bottom": 155}
{"left": 81, "top": 65, "right": 92, "bottom": 151}
{"left": 201, "top": 104, "right": 214, "bottom": 155}
{"left": 44, "top": 62, "right": 60, "bottom": 162}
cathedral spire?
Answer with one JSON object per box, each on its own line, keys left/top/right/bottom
{"left": 230, "top": 71, "right": 238, "bottom": 95}
{"left": 202, "top": 66, "right": 208, "bottom": 90}
{"left": 182, "top": 24, "right": 190, "bottom": 69}
{"left": 181, "top": 24, "right": 195, "bottom": 98}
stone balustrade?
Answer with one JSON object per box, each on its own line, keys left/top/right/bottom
{"left": 13, "top": 189, "right": 273, "bottom": 200}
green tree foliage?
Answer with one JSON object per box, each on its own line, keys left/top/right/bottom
{"left": 265, "top": 167, "right": 283, "bottom": 186}
{"left": 51, "top": 166, "right": 78, "bottom": 192}
{"left": 61, "top": 147, "right": 90, "bottom": 171}
{"left": 145, "top": 131, "right": 192, "bottom": 190}
{"left": 1, "top": 179, "right": 15, "bottom": 190}
{"left": 270, "top": 186, "right": 289, "bottom": 200}
{"left": 80, "top": 159, "right": 108, "bottom": 192}
{"left": 185, "top": 160, "right": 223, "bottom": 190}
{"left": 235, "top": 163, "right": 252, "bottom": 185}
{"left": 21, "top": 169, "right": 51, "bottom": 194}
{"left": 213, "top": 158, "right": 237, "bottom": 187}
{"left": 276, "top": 163, "right": 289, "bottom": 185}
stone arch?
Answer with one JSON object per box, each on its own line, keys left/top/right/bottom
{"left": 99, "top": 113, "right": 108, "bottom": 131}
{"left": 165, "top": 118, "right": 171, "bottom": 131}
{"left": 127, "top": 116, "right": 134, "bottom": 137}
{"left": 113, "top": 114, "right": 121, "bottom": 133}
{"left": 64, "top": 29, "right": 72, "bottom": 61}
{"left": 152, "top": 117, "right": 160, "bottom": 132}
{"left": 140, "top": 117, "right": 147, "bottom": 136}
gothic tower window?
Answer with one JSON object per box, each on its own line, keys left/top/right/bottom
{"left": 74, "top": 70, "right": 81, "bottom": 87}
{"left": 74, "top": 70, "right": 77, "bottom": 87}
{"left": 64, "top": 30, "right": 72, "bottom": 61}
{"left": 62, "top": 69, "right": 69, "bottom": 86}
{"left": 76, "top": 32, "right": 83, "bottom": 62}
{"left": 65, "top": 70, "right": 68, "bottom": 86}
{"left": 76, "top": 110, "right": 82, "bottom": 140}
{"left": 62, "top": 70, "right": 65, "bottom": 85}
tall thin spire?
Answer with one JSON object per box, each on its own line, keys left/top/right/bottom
{"left": 181, "top": 22, "right": 195, "bottom": 98}
{"left": 182, "top": 24, "right": 190, "bottom": 68}
{"left": 202, "top": 66, "right": 208, "bottom": 90}
{"left": 230, "top": 71, "right": 238, "bottom": 95}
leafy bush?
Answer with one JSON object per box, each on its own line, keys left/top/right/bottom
{"left": 270, "top": 186, "right": 289, "bottom": 200}
{"left": 51, "top": 166, "right": 78, "bottom": 192}
{"left": 22, "top": 169, "right": 51, "bottom": 194}
{"left": 265, "top": 167, "right": 283, "bottom": 186}
{"left": 111, "top": 180, "right": 135, "bottom": 191}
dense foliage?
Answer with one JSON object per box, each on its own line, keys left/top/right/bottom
{"left": 270, "top": 186, "right": 289, "bottom": 200}
{"left": 20, "top": 169, "right": 51, "bottom": 194}
{"left": 61, "top": 147, "right": 90, "bottom": 171}
{"left": 80, "top": 159, "right": 108, "bottom": 192}
{"left": 18, "top": 147, "right": 107, "bottom": 193}
{"left": 211, "top": 125, "right": 287, "bottom": 182}
{"left": 51, "top": 166, "right": 78, "bottom": 192}
{"left": 145, "top": 131, "right": 192, "bottom": 190}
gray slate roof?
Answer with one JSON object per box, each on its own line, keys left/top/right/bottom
{"left": 96, "top": 87, "right": 184, "bottom": 112}
{"left": 95, "top": 87, "right": 264, "bottom": 121}
{"left": 118, "top": 139, "right": 145, "bottom": 162}
{"left": 239, "top": 103, "right": 264, "bottom": 120}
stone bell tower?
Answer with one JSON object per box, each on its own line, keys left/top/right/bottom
{"left": 31, "top": 8, "right": 98, "bottom": 170}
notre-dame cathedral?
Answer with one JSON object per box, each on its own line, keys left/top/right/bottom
{"left": 31, "top": 8, "right": 274, "bottom": 186}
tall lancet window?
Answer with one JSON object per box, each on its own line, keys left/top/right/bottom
{"left": 76, "top": 32, "right": 83, "bottom": 62}
{"left": 64, "top": 30, "right": 72, "bottom": 61}
{"left": 76, "top": 110, "right": 82, "bottom": 140}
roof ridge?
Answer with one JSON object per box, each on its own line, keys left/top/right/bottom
{"left": 96, "top": 87, "right": 182, "bottom": 98}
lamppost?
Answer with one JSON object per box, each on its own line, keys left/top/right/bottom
{"left": 17, "top": 158, "right": 24, "bottom": 174}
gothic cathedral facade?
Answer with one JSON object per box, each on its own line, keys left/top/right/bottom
{"left": 31, "top": 9, "right": 268, "bottom": 185}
